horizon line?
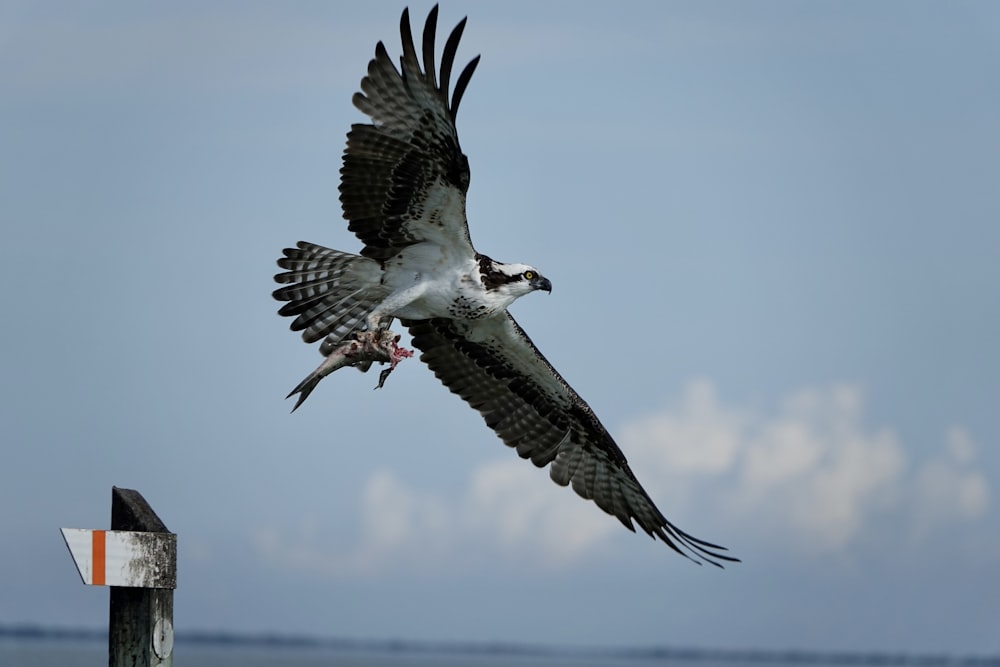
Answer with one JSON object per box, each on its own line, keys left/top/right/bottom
{"left": 1, "top": 624, "right": 998, "bottom": 665}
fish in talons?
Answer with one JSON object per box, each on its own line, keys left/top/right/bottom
{"left": 286, "top": 329, "right": 413, "bottom": 411}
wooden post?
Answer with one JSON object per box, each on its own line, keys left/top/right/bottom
{"left": 62, "top": 487, "right": 177, "bottom": 666}
{"left": 108, "top": 487, "right": 175, "bottom": 666}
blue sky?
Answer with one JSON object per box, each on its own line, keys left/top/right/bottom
{"left": 2, "top": 0, "right": 998, "bottom": 655}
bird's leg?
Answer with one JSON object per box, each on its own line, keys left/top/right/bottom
{"left": 364, "top": 313, "right": 395, "bottom": 333}
{"left": 340, "top": 329, "right": 415, "bottom": 389}
{"left": 365, "top": 281, "right": 429, "bottom": 332}
{"left": 356, "top": 329, "right": 413, "bottom": 389}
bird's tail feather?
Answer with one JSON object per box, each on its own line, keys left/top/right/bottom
{"left": 275, "top": 241, "right": 400, "bottom": 409}
{"left": 273, "top": 241, "right": 390, "bottom": 349}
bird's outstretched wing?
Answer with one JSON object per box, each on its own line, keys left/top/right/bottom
{"left": 342, "top": 6, "right": 481, "bottom": 262}
{"left": 406, "top": 315, "right": 740, "bottom": 567}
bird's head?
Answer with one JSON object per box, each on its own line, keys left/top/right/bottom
{"left": 504, "top": 263, "right": 552, "bottom": 296}
{"left": 480, "top": 257, "right": 552, "bottom": 300}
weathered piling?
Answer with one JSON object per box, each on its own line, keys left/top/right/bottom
{"left": 62, "top": 486, "right": 177, "bottom": 666}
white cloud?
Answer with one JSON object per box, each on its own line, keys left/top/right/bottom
{"left": 254, "top": 380, "right": 991, "bottom": 576}
{"left": 945, "top": 425, "right": 979, "bottom": 466}
{"left": 621, "top": 381, "right": 989, "bottom": 553}
{"left": 253, "top": 463, "right": 614, "bottom": 577}
{"left": 618, "top": 379, "right": 745, "bottom": 477}
{"left": 464, "top": 461, "right": 617, "bottom": 562}
{"left": 909, "top": 427, "right": 990, "bottom": 539}
{"left": 252, "top": 470, "right": 456, "bottom": 577}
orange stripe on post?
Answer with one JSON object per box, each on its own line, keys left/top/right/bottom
{"left": 92, "top": 530, "right": 106, "bottom": 586}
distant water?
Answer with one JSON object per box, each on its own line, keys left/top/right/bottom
{"left": 0, "top": 640, "right": 731, "bottom": 667}
{"left": 4, "top": 637, "right": 999, "bottom": 667}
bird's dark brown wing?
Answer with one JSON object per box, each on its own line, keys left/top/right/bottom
{"left": 406, "top": 314, "right": 739, "bottom": 567}
{"left": 341, "top": 6, "right": 481, "bottom": 262}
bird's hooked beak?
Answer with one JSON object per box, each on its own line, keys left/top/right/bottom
{"left": 532, "top": 275, "right": 552, "bottom": 293}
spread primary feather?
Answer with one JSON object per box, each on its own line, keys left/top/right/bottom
{"left": 273, "top": 5, "right": 737, "bottom": 567}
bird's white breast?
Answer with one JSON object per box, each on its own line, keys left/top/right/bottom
{"left": 381, "top": 244, "right": 502, "bottom": 321}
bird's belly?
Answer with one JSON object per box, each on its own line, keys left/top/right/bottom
{"left": 390, "top": 295, "right": 451, "bottom": 320}
{"left": 391, "top": 288, "right": 494, "bottom": 321}
{"left": 382, "top": 252, "right": 493, "bottom": 321}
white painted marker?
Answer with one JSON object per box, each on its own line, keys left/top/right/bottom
{"left": 61, "top": 528, "right": 176, "bottom": 589}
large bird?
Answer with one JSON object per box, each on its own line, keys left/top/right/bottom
{"left": 273, "top": 6, "right": 737, "bottom": 567}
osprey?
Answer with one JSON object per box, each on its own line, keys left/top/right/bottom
{"left": 273, "top": 6, "right": 737, "bottom": 567}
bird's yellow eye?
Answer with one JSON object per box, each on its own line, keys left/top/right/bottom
{"left": 523, "top": 271, "right": 535, "bottom": 280}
